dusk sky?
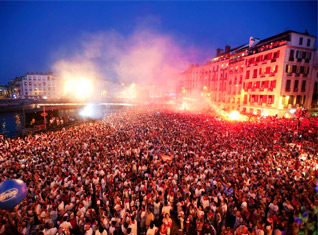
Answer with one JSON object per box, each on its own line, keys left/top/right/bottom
{"left": 0, "top": 1, "right": 317, "bottom": 84}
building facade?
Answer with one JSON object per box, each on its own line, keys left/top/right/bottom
{"left": 0, "top": 85, "right": 8, "bottom": 98}
{"left": 8, "top": 72, "right": 60, "bottom": 99}
{"left": 178, "top": 30, "right": 317, "bottom": 117}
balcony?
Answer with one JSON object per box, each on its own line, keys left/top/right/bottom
{"left": 286, "top": 73, "right": 292, "bottom": 77}
{"left": 295, "top": 73, "right": 300, "bottom": 77}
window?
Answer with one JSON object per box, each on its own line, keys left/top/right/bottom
{"left": 270, "top": 80, "right": 276, "bottom": 89}
{"left": 288, "top": 95, "right": 294, "bottom": 105}
{"left": 253, "top": 69, "right": 257, "bottom": 78}
{"left": 294, "top": 80, "right": 299, "bottom": 92}
{"left": 304, "top": 67, "right": 310, "bottom": 75}
{"left": 300, "top": 66, "right": 305, "bottom": 74}
{"left": 296, "top": 95, "right": 302, "bottom": 104}
{"left": 286, "top": 80, "right": 291, "bottom": 92}
{"left": 273, "top": 51, "right": 280, "bottom": 59}
{"left": 299, "top": 37, "right": 303, "bottom": 45}
{"left": 305, "top": 52, "right": 311, "bottom": 63}
{"left": 289, "top": 50, "right": 294, "bottom": 61}
{"left": 268, "top": 95, "right": 274, "bottom": 104}
{"left": 307, "top": 39, "right": 310, "bottom": 47}
{"left": 301, "top": 81, "right": 306, "bottom": 92}
{"left": 292, "top": 65, "right": 297, "bottom": 73}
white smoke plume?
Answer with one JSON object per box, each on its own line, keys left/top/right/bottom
{"left": 52, "top": 27, "right": 199, "bottom": 100}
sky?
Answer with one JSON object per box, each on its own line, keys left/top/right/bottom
{"left": 0, "top": 1, "right": 317, "bottom": 85}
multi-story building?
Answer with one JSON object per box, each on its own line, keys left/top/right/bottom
{"left": 0, "top": 85, "right": 8, "bottom": 98}
{"left": 178, "top": 30, "right": 317, "bottom": 117}
{"left": 12, "top": 72, "right": 60, "bottom": 99}
{"left": 8, "top": 76, "right": 23, "bottom": 98}
{"left": 94, "top": 79, "right": 125, "bottom": 100}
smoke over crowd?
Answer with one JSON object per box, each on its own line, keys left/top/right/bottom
{"left": 52, "top": 28, "right": 197, "bottom": 97}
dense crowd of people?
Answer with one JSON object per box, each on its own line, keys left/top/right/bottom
{"left": 0, "top": 107, "right": 317, "bottom": 235}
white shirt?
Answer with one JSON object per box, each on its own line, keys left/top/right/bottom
{"left": 146, "top": 226, "right": 158, "bottom": 235}
{"left": 129, "top": 220, "right": 138, "bottom": 235}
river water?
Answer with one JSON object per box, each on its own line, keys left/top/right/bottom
{"left": 0, "top": 112, "right": 25, "bottom": 138}
{"left": 0, "top": 105, "right": 124, "bottom": 138}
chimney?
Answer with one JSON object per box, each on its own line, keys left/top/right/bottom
{"left": 249, "top": 36, "right": 255, "bottom": 47}
{"left": 249, "top": 36, "right": 260, "bottom": 48}
{"left": 216, "top": 48, "right": 224, "bottom": 57}
{"left": 225, "top": 45, "right": 231, "bottom": 53}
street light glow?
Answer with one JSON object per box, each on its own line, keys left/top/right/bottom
{"left": 63, "top": 77, "right": 93, "bottom": 100}
{"left": 75, "top": 78, "right": 93, "bottom": 99}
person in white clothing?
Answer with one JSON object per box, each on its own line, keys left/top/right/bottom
{"left": 146, "top": 222, "right": 158, "bottom": 235}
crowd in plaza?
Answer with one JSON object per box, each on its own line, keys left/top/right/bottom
{"left": 0, "top": 107, "right": 317, "bottom": 235}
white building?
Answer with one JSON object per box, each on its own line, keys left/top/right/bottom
{"left": 21, "top": 72, "right": 60, "bottom": 99}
